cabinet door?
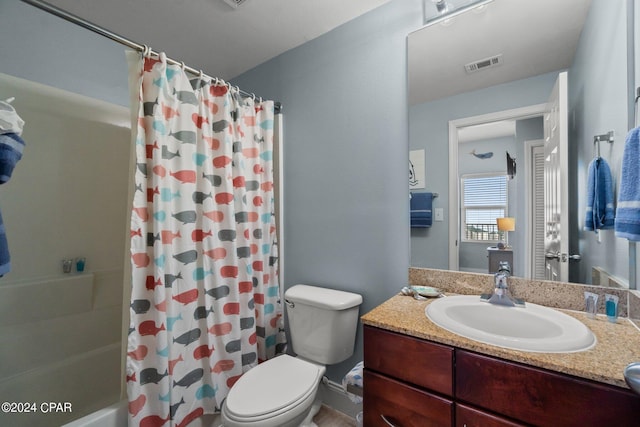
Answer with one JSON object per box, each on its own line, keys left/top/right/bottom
{"left": 364, "top": 325, "right": 454, "bottom": 396}
{"left": 456, "top": 403, "right": 525, "bottom": 427}
{"left": 364, "top": 369, "right": 453, "bottom": 427}
{"left": 456, "top": 350, "right": 640, "bottom": 426}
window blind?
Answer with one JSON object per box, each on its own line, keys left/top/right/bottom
{"left": 461, "top": 174, "right": 508, "bottom": 242}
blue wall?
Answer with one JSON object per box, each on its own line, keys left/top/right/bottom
{"left": 0, "top": 1, "right": 129, "bottom": 106}
{"left": 233, "top": 0, "right": 423, "bottom": 380}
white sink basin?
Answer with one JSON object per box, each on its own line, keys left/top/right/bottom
{"left": 425, "top": 295, "right": 596, "bottom": 353}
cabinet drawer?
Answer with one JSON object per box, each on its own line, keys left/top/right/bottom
{"left": 456, "top": 350, "right": 640, "bottom": 427}
{"left": 364, "top": 369, "right": 453, "bottom": 427}
{"left": 455, "top": 403, "right": 525, "bottom": 427}
{"left": 364, "top": 325, "right": 454, "bottom": 396}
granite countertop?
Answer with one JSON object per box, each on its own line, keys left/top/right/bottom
{"left": 361, "top": 294, "right": 640, "bottom": 389}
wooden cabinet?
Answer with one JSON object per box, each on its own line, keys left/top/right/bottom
{"left": 364, "top": 370, "right": 453, "bottom": 427}
{"left": 455, "top": 404, "right": 523, "bottom": 427}
{"left": 363, "top": 325, "right": 453, "bottom": 395}
{"left": 363, "top": 325, "right": 640, "bottom": 427}
{"left": 364, "top": 326, "right": 454, "bottom": 426}
{"left": 456, "top": 350, "right": 640, "bottom": 427}
{"left": 363, "top": 326, "right": 454, "bottom": 427}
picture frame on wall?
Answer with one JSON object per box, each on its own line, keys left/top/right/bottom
{"left": 410, "top": 149, "right": 425, "bottom": 189}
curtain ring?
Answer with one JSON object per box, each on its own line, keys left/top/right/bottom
{"left": 194, "top": 69, "right": 203, "bottom": 90}
{"left": 251, "top": 93, "right": 256, "bottom": 101}
{"left": 180, "top": 61, "right": 186, "bottom": 70}
{"left": 142, "top": 45, "right": 150, "bottom": 57}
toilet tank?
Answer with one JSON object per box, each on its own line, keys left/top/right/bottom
{"left": 284, "top": 284, "right": 363, "bottom": 365}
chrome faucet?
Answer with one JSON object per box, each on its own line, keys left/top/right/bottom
{"left": 485, "top": 261, "right": 524, "bottom": 307}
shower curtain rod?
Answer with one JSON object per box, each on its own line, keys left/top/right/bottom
{"left": 20, "top": 0, "right": 282, "bottom": 113}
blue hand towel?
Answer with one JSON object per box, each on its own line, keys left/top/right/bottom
{"left": 0, "top": 132, "right": 25, "bottom": 183}
{"left": 584, "top": 157, "right": 615, "bottom": 231}
{"left": 615, "top": 127, "right": 640, "bottom": 240}
{"left": 0, "top": 132, "right": 25, "bottom": 276}
{"left": 410, "top": 192, "right": 432, "bottom": 228}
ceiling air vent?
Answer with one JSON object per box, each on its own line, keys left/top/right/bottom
{"left": 464, "top": 54, "right": 503, "bottom": 74}
{"left": 223, "top": 0, "right": 249, "bottom": 8}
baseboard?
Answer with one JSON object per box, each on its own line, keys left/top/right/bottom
{"left": 317, "top": 378, "right": 362, "bottom": 419}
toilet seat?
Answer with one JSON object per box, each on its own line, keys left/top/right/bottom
{"left": 223, "top": 354, "right": 325, "bottom": 423}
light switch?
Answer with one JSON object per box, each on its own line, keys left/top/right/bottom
{"left": 435, "top": 208, "right": 444, "bottom": 221}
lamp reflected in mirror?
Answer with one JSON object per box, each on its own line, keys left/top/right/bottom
{"left": 497, "top": 217, "right": 515, "bottom": 249}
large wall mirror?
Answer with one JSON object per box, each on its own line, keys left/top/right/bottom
{"left": 409, "top": 0, "right": 637, "bottom": 288}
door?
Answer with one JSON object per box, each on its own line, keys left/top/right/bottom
{"left": 529, "top": 142, "right": 546, "bottom": 280}
{"left": 543, "top": 72, "right": 569, "bottom": 282}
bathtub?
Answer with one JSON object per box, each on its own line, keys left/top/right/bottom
{"left": 62, "top": 401, "right": 127, "bottom": 427}
{"left": 62, "top": 400, "right": 223, "bottom": 427}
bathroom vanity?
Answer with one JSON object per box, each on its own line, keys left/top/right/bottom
{"left": 361, "top": 295, "right": 640, "bottom": 427}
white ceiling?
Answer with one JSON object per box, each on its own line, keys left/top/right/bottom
{"left": 41, "top": 0, "right": 392, "bottom": 80}
{"left": 408, "top": 0, "right": 592, "bottom": 105}
{"left": 37, "top": 0, "right": 593, "bottom": 107}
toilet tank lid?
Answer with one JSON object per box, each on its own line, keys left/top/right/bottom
{"left": 285, "top": 284, "right": 363, "bottom": 310}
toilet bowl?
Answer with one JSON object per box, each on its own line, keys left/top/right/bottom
{"left": 221, "top": 355, "right": 326, "bottom": 427}
{"left": 221, "top": 284, "right": 362, "bottom": 427}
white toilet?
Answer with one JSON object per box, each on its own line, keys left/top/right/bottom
{"left": 221, "top": 284, "right": 363, "bottom": 427}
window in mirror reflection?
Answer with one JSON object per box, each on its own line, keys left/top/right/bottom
{"left": 461, "top": 173, "right": 507, "bottom": 242}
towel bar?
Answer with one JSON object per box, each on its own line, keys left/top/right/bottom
{"left": 409, "top": 192, "right": 438, "bottom": 199}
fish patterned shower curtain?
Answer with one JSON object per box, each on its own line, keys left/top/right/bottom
{"left": 127, "top": 51, "right": 285, "bottom": 427}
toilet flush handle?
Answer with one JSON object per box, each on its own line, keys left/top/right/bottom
{"left": 285, "top": 299, "right": 295, "bottom": 308}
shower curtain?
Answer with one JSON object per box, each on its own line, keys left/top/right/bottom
{"left": 126, "top": 51, "right": 285, "bottom": 427}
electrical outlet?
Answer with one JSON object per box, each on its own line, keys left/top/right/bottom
{"left": 435, "top": 208, "right": 444, "bottom": 221}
